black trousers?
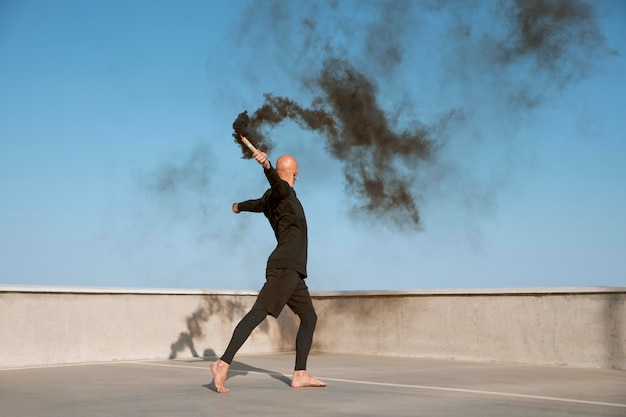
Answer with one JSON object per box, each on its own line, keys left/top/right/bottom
{"left": 220, "top": 307, "right": 318, "bottom": 370}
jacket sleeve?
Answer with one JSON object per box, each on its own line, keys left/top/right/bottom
{"left": 263, "top": 164, "right": 291, "bottom": 201}
{"left": 238, "top": 164, "right": 290, "bottom": 212}
{"left": 237, "top": 198, "right": 264, "bottom": 213}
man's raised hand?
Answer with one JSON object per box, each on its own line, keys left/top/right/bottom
{"left": 253, "top": 150, "right": 270, "bottom": 169}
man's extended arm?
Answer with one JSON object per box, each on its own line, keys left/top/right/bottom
{"left": 233, "top": 198, "right": 263, "bottom": 213}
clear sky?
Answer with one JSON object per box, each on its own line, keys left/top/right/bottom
{"left": 1, "top": 0, "right": 625, "bottom": 291}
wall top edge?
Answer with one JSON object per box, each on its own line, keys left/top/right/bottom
{"left": 1, "top": 284, "right": 624, "bottom": 296}
{"left": 0, "top": 285, "right": 259, "bottom": 296}
{"left": 312, "top": 286, "right": 626, "bottom": 297}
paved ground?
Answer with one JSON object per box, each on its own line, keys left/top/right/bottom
{"left": 1, "top": 353, "right": 625, "bottom": 416}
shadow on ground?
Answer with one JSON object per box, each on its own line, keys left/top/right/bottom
{"left": 202, "top": 359, "right": 292, "bottom": 392}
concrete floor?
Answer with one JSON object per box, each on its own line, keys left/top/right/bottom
{"left": 1, "top": 353, "right": 625, "bottom": 417}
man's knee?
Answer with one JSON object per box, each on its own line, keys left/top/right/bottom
{"left": 300, "top": 310, "right": 317, "bottom": 327}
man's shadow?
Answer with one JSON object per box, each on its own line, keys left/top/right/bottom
{"left": 200, "top": 350, "right": 292, "bottom": 392}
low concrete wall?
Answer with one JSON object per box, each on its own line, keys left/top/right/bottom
{"left": 0, "top": 286, "right": 624, "bottom": 369}
{"left": 313, "top": 288, "right": 626, "bottom": 370}
{"left": 0, "top": 287, "right": 298, "bottom": 368}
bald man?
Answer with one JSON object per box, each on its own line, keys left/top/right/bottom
{"left": 211, "top": 150, "right": 326, "bottom": 393}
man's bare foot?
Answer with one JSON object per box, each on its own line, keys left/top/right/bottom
{"left": 291, "top": 370, "right": 327, "bottom": 388}
{"left": 210, "top": 359, "right": 230, "bottom": 393}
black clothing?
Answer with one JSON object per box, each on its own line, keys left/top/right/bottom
{"left": 220, "top": 162, "right": 317, "bottom": 371}
{"left": 220, "top": 308, "right": 267, "bottom": 365}
{"left": 295, "top": 310, "right": 317, "bottom": 370}
{"left": 237, "top": 165, "right": 308, "bottom": 277}
{"left": 220, "top": 307, "right": 316, "bottom": 370}
{"left": 254, "top": 268, "right": 314, "bottom": 318}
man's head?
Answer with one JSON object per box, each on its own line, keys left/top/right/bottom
{"left": 276, "top": 155, "right": 298, "bottom": 187}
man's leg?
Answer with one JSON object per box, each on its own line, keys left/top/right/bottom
{"left": 221, "top": 308, "right": 267, "bottom": 364}
{"left": 295, "top": 310, "right": 317, "bottom": 371}
{"left": 287, "top": 276, "right": 327, "bottom": 388}
{"left": 211, "top": 308, "right": 267, "bottom": 393}
{"left": 291, "top": 309, "right": 326, "bottom": 388}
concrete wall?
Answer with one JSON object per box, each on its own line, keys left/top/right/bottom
{"left": 313, "top": 288, "right": 626, "bottom": 370}
{"left": 0, "top": 286, "right": 624, "bottom": 369}
{"left": 0, "top": 287, "right": 298, "bottom": 368}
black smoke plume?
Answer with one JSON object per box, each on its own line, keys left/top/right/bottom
{"left": 229, "top": 0, "right": 610, "bottom": 229}
{"left": 233, "top": 58, "right": 455, "bottom": 228}
{"left": 487, "top": 0, "right": 607, "bottom": 107}
{"left": 232, "top": 110, "right": 275, "bottom": 158}
{"left": 497, "top": 0, "right": 604, "bottom": 76}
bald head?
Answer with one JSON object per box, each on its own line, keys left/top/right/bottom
{"left": 276, "top": 155, "right": 298, "bottom": 186}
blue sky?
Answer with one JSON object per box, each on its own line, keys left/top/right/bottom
{"left": 1, "top": 0, "right": 625, "bottom": 291}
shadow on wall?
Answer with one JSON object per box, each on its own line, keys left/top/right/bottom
{"left": 169, "top": 294, "right": 299, "bottom": 359}
{"left": 604, "top": 293, "right": 624, "bottom": 369}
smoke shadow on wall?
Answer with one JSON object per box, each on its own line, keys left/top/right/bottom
{"left": 169, "top": 294, "right": 299, "bottom": 360}
{"left": 603, "top": 292, "right": 625, "bottom": 369}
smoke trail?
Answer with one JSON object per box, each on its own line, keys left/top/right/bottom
{"left": 138, "top": 142, "right": 216, "bottom": 237}
{"left": 481, "top": 0, "right": 608, "bottom": 107}
{"left": 228, "top": 0, "right": 610, "bottom": 229}
{"left": 304, "top": 58, "right": 448, "bottom": 227}
{"left": 497, "top": 0, "right": 604, "bottom": 76}
{"left": 234, "top": 58, "right": 456, "bottom": 228}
